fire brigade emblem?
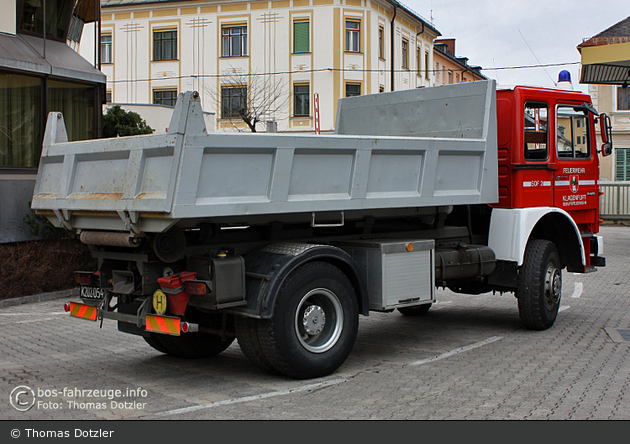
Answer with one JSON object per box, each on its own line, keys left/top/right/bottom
{"left": 570, "top": 176, "right": 579, "bottom": 193}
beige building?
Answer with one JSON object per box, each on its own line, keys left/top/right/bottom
{"left": 578, "top": 16, "right": 630, "bottom": 182}
{"left": 586, "top": 83, "right": 630, "bottom": 182}
{"left": 432, "top": 38, "right": 486, "bottom": 86}
{"left": 85, "top": 0, "right": 442, "bottom": 133}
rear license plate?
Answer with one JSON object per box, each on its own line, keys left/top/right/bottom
{"left": 80, "top": 286, "right": 104, "bottom": 299}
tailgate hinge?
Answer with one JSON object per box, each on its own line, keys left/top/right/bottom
{"left": 53, "top": 209, "right": 73, "bottom": 231}
{"left": 117, "top": 210, "right": 141, "bottom": 235}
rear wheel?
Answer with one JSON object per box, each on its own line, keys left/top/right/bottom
{"left": 143, "top": 333, "right": 169, "bottom": 354}
{"left": 256, "top": 262, "right": 359, "bottom": 379}
{"left": 234, "top": 316, "right": 279, "bottom": 374}
{"left": 146, "top": 332, "right": 234, "bottom": 358}
{"left": 517, "top": 240, "right": 562, "bottom": 330}
{"left": 397, "top": 303, "right": 432, "bottom": 316}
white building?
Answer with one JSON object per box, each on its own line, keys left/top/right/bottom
{"left": 82, "top": 0, "right": 441, "bottom": 133}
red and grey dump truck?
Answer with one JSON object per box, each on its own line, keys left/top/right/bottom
{"left": 32, "top": 80, "right": 611, "bottom": 379}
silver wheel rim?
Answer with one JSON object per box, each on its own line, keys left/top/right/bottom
{"left": 544, "top": 264, "right": 562, "bottom": 311}
{"left": 294, "top": 288, "right": 344, "bottom": 353}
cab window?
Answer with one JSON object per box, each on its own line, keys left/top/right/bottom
{"left": 524, "top": 102, "right": 548, "bottom": 161}
{"left": 556, "top": 105, "right": 591, "bottom": 159}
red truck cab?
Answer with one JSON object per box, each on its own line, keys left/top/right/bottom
{"left": 494, "top": 86, "right": 606, "bottom": 268}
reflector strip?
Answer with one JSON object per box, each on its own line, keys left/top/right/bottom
{"left": 145, "top": 314, "right": 181, "bottom": 336}
{"left": 68, "top": 302, "right": 98, "bottom": 321}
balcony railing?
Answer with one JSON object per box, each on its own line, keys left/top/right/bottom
{"left": 600, "top": 182, "right": 630, "bottom": 221}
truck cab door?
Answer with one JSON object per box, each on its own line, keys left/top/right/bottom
{"left": 512, "top": 102, "right": 555, "bottom": 208}
{"left": 553, "top": 105, "right": 600, "bottom": 230}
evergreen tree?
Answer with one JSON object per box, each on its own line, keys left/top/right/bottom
{"left": 103, "top": 105, "right": 154, "bottom": 137}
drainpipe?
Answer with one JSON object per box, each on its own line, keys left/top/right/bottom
{"left": 416, "top": 23, "right": 424, "bottom": 81}
{"left": 390, "top": 3, "right": 397, "bottom": 91}
{"left": 42, "top": 0, "right": 46, "bottom": 58}
{"left": 95, "top": 0, "right": 101, "bottom": 70}
{"left": 416, "top": 21, "right": 424, "bottom": 41}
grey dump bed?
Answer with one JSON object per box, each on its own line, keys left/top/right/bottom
{"left": 32, "top": 80, "right": 498, "bottom": 235}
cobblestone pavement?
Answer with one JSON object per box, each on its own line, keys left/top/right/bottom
{"left": 1, "top": 226, "right": 629, "bottom": 420}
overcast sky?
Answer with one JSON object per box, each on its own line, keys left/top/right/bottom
{"left": 405, "top": 0, "right": 630, "bottom": 93}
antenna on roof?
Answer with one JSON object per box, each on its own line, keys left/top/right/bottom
{"left": 518, "top": 29, "right": 557, "bottom": 87}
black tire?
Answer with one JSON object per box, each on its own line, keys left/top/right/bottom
{"left": 150, "top": 332, "right": 235, "bottom": 358}
{"left": 397, "top": 303, "right": 432, "bottom": 316}
{"left": 234, "top": 316, "right": 280, "bottom": 374}
{"left": 517, "top": 240, "right": 562, "bottom": 330}
{"left": 257, "top": 262, "right": 359, "bottom": 379}
{"left": 143, "top": 333, "right": 170, "bottom": 354}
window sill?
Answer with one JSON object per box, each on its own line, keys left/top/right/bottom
{"left": 219, "top": 55, "right": 249, "bottom": 59}
{"left": 292, "top": 52, "right": 312, "bottom": 55}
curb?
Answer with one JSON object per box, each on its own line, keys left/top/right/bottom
{"left": 0, "top": 288, "right": 79, "bottom": 309}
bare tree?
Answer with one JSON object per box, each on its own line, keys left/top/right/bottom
{"left": 207, "top": 71, "right": 289, "bottom": 132}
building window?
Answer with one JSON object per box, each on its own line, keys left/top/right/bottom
{"left": 48, "top": 79, "right": 97, "bottom": 142}
{"left": 0, "top": 73, "right": 42, "bottom": 167}
{"left": 346, "top": 83, "right": 361, "bottom": 97}
{"left": 294, "top": 21, "right": 309, "bottom": 53}
{"left": 153, "top": 30, "right": 177, "bottom": 61}
{"left": 222, "top": 25, "right": 248, "bottom": 57}
{"left": 222, "top": 86, "right": 247, "bottom": 118}
{"left": 345, "top": 20, "right": 360, "bottom": 52}
{"left": 448, "top": 70, "right": 453, "bottom": 84}
{"left": 105, "top": 90, "right": 112, "bottom": 103}
{"left": 67, "top": 15, "right": 85, "bottom": 46}
{"left": 378, "top": 26, "right": 384, "bottom": 59}
{"left": 294, "top": 84, "right": 310, "bottom": 117}
{"left": 425, "top": 52, "right": 430, "bottom": 79}
{"left": 416, "top": 47, "right": 421, "bottom": 75}
{"left": 402, "top": 39, "right": 408, "bottom": 69}
{"left": 101, "top": 34, "right": 112, "bottom": 64}
{"left": 616, "top": 148, "right": 630, "bottom": 180}
{"left": 153, "top": 89, "right": 178, "bottom": 107}
{"left": 618, "top": 87, "right": 630, "bottom": 111}
{"left": 19, "top": 0, "right": 74, "bottom": 40}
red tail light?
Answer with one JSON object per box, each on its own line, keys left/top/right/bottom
{"left": 184, "top": 281, "right": 208, "bottom": 295}
{"left": 74, "top": 272, "right": 94, "bottom": 285}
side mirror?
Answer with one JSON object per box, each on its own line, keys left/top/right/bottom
{"left": 599, "top": 113, "right": 613, "bottom": 157}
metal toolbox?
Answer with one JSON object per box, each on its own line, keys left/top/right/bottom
{"left": 336, "top": 239, "right": 435, "bottom": 311}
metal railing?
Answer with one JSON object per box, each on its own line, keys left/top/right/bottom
{"left": 600, "top": 182, "right": 630, "bottom": 221}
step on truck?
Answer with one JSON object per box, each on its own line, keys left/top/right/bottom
{"left": 32, "top": 80, "right": 611, "bottom": 379}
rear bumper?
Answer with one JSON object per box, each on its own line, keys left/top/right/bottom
{"left": 65, "top": 297, "right": 195, "bottom": 337}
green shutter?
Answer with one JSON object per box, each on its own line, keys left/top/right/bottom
{"left": 616, "top": 148, "right": 630, "bottom": 181}
{"left": 294, "top": 22, "right": 309, "bottom": 53}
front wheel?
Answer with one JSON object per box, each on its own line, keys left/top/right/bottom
{"left": 517, "top": 240, "right": 562, "bottom": 330}
{"left": 256, "top": 262, "right": 359, "bottom": 379}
